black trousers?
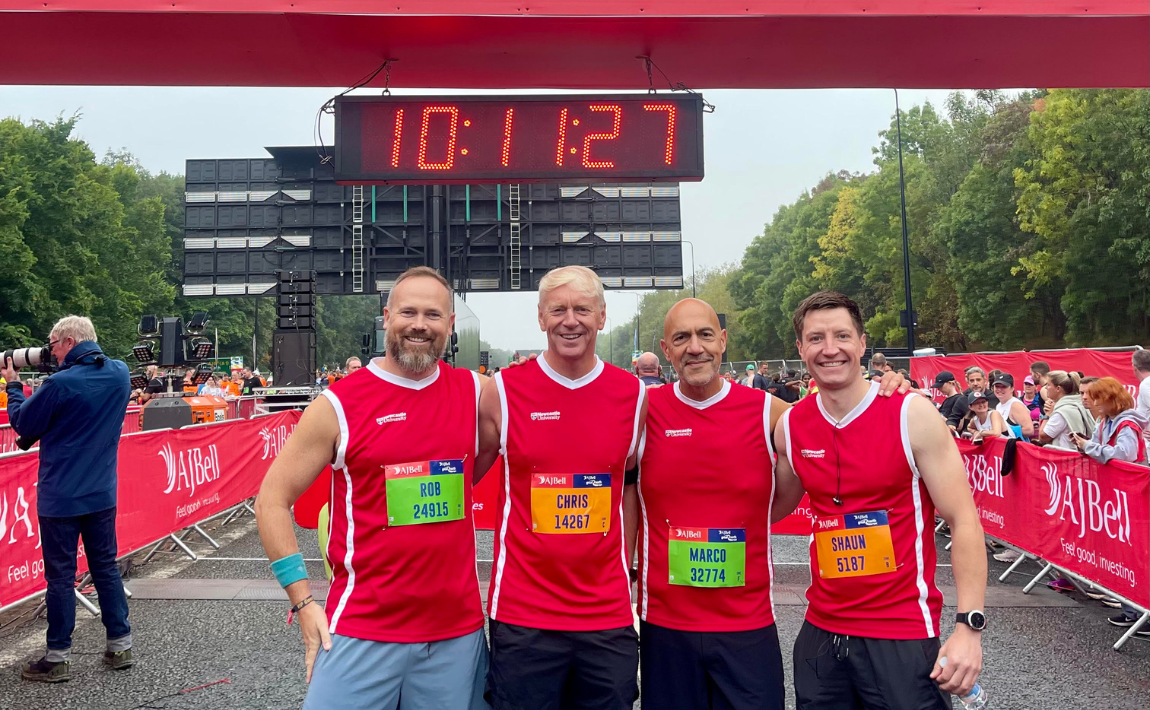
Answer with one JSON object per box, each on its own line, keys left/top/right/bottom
{"left": 640, "top": 620, "right": 786, "bottom": 710}
{"left": 486, "top": 619, "right": 639, "bottom": 710}
{"left": 792, "top": 621, "right": 951, "bottom": 710}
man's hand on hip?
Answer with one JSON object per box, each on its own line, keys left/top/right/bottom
{"left": 299, "top": 602, "right": 332, "bottom": 684}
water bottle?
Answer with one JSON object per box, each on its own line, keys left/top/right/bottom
{"left": 958, "top": 684, "right": 988, "bottom": 709}
{"left": 939, "top": 657, "right": 988, "bottom": 709}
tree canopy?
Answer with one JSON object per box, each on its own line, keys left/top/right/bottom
{"left": 729, "top": 89, "right": 1149, "bottom": 357}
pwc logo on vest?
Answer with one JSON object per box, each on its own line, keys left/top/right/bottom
{"left": 664, "top": 428, "right": 692, "bottom": 438}
{"left": 530, "top": 411, "right": 561, "bottom": 421}
{"left": 376, "top": 413, "right": 407, "bottom": 425}
{"left": 800, "top": 449, "right": 826, "bottom": 459}
{"left": 1043, "top": 462, "right": 1132, "bottom": 544}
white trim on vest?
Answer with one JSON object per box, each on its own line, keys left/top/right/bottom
{"left": 637, "top": 427, "right": 650, "bottom": 621}
{"left": 672, "top": 378, "right": 731, "bottom": 410}
{"left": 366, "top": 359, "right": 440, "bottom": 390}
{"left": 899, "top": 393, "right": 937, "bottom": 637}
{"left": 321, "top": 388, "right": 357, "bottom": 635}
{"left": 537, "top": 351, "right": 604, "bottom": 390}
{"left": 489, "top": 371, "right": 513, "bottom": 620}
{"left": 815, "top": 380, "right": 879, "bottom": 429}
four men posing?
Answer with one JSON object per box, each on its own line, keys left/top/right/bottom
{"left": 257, "top": 265, "right": 985, "bottom": 709}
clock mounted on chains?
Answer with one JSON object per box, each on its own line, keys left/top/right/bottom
{"left": 334, "top": 94, "right": 706, "bottom": 184}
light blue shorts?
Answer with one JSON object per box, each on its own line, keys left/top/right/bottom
{"left": 303, "top": 628, "right": 490, "bottom": 710}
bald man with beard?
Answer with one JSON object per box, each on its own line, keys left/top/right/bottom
{"left": 631, "top": 299, "right": 909, "bottom": 710}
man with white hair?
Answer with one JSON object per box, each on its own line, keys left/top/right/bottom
{"left": 256, "top": 266, "right": 489, "bottom": 709}
{"left": 3, "top": 316, "right": 133, "bottom": 682}
{"left": 477, "top": 265, "right": 645, "bottom": 710}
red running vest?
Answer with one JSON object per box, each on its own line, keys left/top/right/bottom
{"left": 489, "top": 355, "right": 644, "bottom": 631}
{"left": 637, "top": 380, "right": 778, "bottom": 632}
{"left": 322, "top": 360, "right": 484, "bottom": 643}
{"left": 782, "top": 382, "right": 944, "bottom": 640}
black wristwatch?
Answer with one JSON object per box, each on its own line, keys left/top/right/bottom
{"left": 956, "top": 610, "right": 987, "bottom": 631}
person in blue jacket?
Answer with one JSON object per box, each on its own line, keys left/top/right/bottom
{"left": 2, "top": 316, "right": 134, "bottom": 682}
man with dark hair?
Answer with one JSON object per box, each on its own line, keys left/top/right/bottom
{"left": 752, "top": 361, "right": 771, "bottom": 391}
{"left": 1029, "top": 361, "right": 1051, "bottom": 389}
{"left": 934, "top": 371, "right": 969, "bottom": 432}
{"left": 775, "top": 290, "right": 985, "bottom": 708}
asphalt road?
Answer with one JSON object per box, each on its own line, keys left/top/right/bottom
{"left": 1, "top": 518, "right": 1146, "bottom": 710}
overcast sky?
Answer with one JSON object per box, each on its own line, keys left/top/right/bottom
{"left": 0, "top": 85, "right": 959, "bottom": 350}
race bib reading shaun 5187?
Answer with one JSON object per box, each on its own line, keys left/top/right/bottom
{"left": 668, "top": 526, "right": 746, "bottom": 588}
{"left": 813, "top": 510, "right": 897, "bottom": 579}
{"left": 384, "top": 459, "right": 466, "bottom": 526}
{"left": 530, "top": 473, "right": 612, "bottom": 534}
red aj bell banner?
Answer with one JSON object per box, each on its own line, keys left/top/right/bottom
{"left": 0, "top": 411, "right": 300, "bottom": 608}
{"left": 956, "top": 438, "right": 1149, "bottom": 609}
{"left": 911, "top": 348, "right": 1139, "bottom": 402}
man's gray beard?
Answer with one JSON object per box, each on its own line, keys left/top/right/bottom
{"left": 386, "top": 331, "right": 444, "bottom": 376}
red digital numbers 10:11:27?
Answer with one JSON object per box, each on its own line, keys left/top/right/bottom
{"left": 383, "top": 102, "right": 678, "bottom": 171}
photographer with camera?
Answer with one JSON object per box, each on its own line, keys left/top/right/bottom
{"left": 2, "top": 316, "right": 134, "bottom": 683}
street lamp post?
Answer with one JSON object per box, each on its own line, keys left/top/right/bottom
{"left": 682, "top": 240, "right": 696, "bottom": 298}
{"left": 894, "top": 89, "right": 916, "bottom": 352}
{"left": 604, "top": 316, "right": 613, "bottom": 367}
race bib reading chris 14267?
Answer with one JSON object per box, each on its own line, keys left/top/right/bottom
{"left": 530, "top": 473, "right": 612, "bottom": 534}
{"left": 668, "top": 527, "right": 746, "bottom": 588}
{"left": 814, "top": 510, "right": 897, "bottom": 579}
{"left": 385, "top": 459, "right": 466, "bottom": 527}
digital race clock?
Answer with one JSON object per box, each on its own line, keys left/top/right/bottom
{"left": 334, "top": 94, "right": 705, "bottom": 184}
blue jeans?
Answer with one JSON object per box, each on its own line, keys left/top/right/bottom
{"left": 39, "top": 507, "right": 131, "bottom": 655}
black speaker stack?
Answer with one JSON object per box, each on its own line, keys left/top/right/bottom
{"left": 274, "top": 270, "right": 317, "bottom": 387}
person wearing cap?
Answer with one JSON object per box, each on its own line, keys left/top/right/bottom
{"left": 741, "top": 363, "right": 756, "bottom": 387}
{"left": 1021, "top": 375, "right": 1044, "bottom": 421}
{"left": 965, "top": 391, "right": 1006, "bottom": 442}
{"left": 990, "top": 373, "right": 1034, "bottom": 439}
{"left": 934, "top": 371, "right": 969, "bottom": 432}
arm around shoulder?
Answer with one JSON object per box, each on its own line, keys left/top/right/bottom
{"left": 475, "top": 376, "right": 503, "bottom": 483}
{"left": 770, "top": 409, "right": 805, "bottom": 523}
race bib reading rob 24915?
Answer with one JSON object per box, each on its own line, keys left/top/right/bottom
{"left": 530, "top": 473, "right": 612, "bottom": 534}
{"left": 385, "top": 459, "right": 466, "bottom": 527}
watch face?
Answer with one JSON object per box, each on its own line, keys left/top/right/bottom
{"left": 968, "top": 611, "right": 987, "bottom": 630}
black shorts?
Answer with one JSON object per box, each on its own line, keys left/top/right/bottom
{"left": 792, "top": 621, "right": 951, "bottom": 710}
{"left": 486, "top": 619, "right": 639, "bottom": 710}
{"left": 639, "top": 620, "right": 785, "bottom": 710}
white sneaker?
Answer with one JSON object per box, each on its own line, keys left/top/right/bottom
{"left": 993, "top": 549, "right": 1021, "bottom": 563}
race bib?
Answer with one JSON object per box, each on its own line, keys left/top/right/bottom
{"left": 530, "top": 473, "right": 612, "bottom": 534}
{"left": 668, "top": 526, "right": 746, "bottom": 588}
{"left": 813, "top": 510, "right": 897, "bottom": 579}
{"left": 384, "top": 458, "right": 466, "bottom": 527}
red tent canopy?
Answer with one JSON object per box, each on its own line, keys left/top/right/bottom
{"left": 1, "top": 1, "right": 1146, "bottom": 88}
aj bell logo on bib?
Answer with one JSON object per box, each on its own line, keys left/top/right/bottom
{"left": 800, "top": 449, "right": 826, "bottom": 459}
{"left": 531, "top": 411, "right": 561, "bottom": 421}
{"left": 376, "top": 413, "right": 407, "bottom": 425}
{"left": 665, "top": 428, "right": 692, "bottom": 438}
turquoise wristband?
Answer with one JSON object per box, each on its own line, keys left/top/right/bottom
{"left": 270, "top": 553, "right": 308, "bottom": 588}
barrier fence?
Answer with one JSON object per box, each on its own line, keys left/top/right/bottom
{"left": 0, "top": 409, "right": 300, "bottom": 610}
{"left": 910, "top": 347, "right": 1140, "bottom": 401}
{"left": 954, "top": 437, "right": 1149, "bottom": 649}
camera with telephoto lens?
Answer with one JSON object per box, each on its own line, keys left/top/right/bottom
{"left": 0, "top": 345, "right": 57, "bottom": 373}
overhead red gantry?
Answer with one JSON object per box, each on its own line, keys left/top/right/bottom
{"left": 0, "top": 1, "right": 1146, "bottom": 88}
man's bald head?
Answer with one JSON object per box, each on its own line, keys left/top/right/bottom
{"left": 635, "top": 352, "right": 661, "bottom": 376}
{"left": 664, "top": 299, "right": 721, "bottom": 339}
{"left": 661, "top": 298, "right": 727, "bottom": 389}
